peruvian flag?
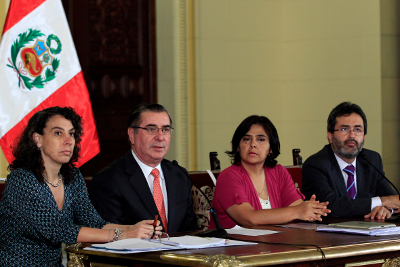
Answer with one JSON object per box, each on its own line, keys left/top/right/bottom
{"left": 0, "top": 0, "right": 100, "bottom": 167}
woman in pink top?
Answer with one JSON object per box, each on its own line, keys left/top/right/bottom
{"left": 211, "top": 115, "right": 330, "bottom": 229}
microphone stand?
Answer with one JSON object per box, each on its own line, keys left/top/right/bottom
{"left": 358, "top": 152, "right": 400, "bottom": 197}
{"left": 172, "top": 160, "right": 228, "bottom": 238}
{"left": 357, "top": 149, "right": 400, "bottom": 221}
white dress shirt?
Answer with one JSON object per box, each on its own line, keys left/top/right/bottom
{"left": 131, "top": 150, "right": 168, "bottom": 220}
{"left": 333, "top": 153, "right": 381, "bottom": 211}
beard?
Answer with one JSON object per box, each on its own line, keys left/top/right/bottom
{"left": 331, "top": 136, "right": 364, "bottom": 159}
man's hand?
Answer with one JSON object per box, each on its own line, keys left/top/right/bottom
{"left": 364, "top": 206, "right": 392, "bottom": 220}
{"left": 380, "top": 195, "right": 400, "bottom": 210}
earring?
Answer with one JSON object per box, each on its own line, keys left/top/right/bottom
{"left": 37, "top": 147, "right": 41, "bottom": 151}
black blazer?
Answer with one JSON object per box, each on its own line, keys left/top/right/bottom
{"left": 301, "top": 144, "right": 395, "bottom": 217}
{"left": 89, "top": 151, "right": 199, "bottom": 233}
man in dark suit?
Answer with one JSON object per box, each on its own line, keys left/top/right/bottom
{"left": 89, "top": 103, "right": 199, "bottom": 234}
{"left": 302, "top": 102, "right": 400, "bottom": 219}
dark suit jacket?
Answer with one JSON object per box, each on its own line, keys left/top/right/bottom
{"left": 89, "top": 151, "right": 199, "bottom": 233}
{"left": 301, "top": 144, "right": 395, "bottom": 217}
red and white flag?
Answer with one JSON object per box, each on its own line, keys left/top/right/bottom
{"left": 0, "top": 0, "right": 100, "bottom": 167}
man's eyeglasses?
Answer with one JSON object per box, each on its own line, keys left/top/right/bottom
{"left": 333, "top": 127, "right": 364, "bottom": 136}
{"left": 132, "top": 126, "right": 174, "bottom": 135}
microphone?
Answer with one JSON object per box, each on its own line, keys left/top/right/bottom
{"left": 358, "top": 151, "right": 400, "bottom": 196}
{"left": 172, "top": 160, "right": 228, "bottom": 238}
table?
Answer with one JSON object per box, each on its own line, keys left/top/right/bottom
{"left": 66, "top": 218, "right": 400, "bottom": 267}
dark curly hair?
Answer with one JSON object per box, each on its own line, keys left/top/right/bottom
{"left": 8, "top": 106, "right": 83, "bottom": 184}
{"left": 226, "top": 115, "right": 280, "bottom": 168}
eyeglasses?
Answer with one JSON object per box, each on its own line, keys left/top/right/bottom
{"left": 133, "top": 126, "right": 174, "bottom": 135}
{"left": 333, "top": 127, "right": 364, "bottom": 136}
{"left": 148, "top": 231, "right": 169, "bottom": 243}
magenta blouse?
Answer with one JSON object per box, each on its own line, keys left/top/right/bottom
{"left": 210, "top": 164, "right": 304, "bottom": 229}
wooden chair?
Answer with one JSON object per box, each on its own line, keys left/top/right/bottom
{"left": 189, "top": 171, "right": 219, "bottom": 230}
{"left": 285, "top": 166, "right": 302, "bottom": 191}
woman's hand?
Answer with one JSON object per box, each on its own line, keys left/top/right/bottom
{"left": 124, "top": 220, "right": 163, "bottom": 239}
{"left": 296, "top": 194, "right": 330, "bottom": 222}
{"left": 79, "top": 221, "right": 163, "bottom": 243}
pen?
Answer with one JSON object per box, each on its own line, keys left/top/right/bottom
{"left": 152, "top": 214, "right": 158, "bottom": 238}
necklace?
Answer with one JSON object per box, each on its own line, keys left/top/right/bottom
{"left": 256, "top": 183, "right": 266, "bottom": 196}
{"left": 43, "top": 173, "right": 62, "bottom": 187}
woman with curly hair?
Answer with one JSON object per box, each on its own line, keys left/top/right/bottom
{"left": 0, "top": 107, "right": 162, "bottom": 266}
{"left": 210, "top": 115, "right": 330, "bottom": 229}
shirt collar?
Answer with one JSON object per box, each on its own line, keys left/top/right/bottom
{"left": 333, "top": 152, "right": 357, "bottom": 171}
{"left": 131, "top": 149, "right": 163, "bottom": 180}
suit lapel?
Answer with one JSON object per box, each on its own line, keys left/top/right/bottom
{"left": 355, "top": 155, "right": 367, "bottom": 198}
{"left": 124, "top": 152, "right": 159, "bottom": 216}
{"left": 327, "top": 145, "right": 348, "bottom": 197}
{"left": 162, "top": 160, "right": 177, "bottom": 231}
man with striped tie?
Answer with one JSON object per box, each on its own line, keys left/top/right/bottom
{"left": 302, "top": 102, "right": 400, "bottom": 219}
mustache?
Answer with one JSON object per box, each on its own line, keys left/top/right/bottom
{"left": 345, "top": 139, "right": 358, "bottom": 146}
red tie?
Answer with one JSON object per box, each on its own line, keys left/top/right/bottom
{"left": 151, "top": 168, "right": 167, "bottom": 232}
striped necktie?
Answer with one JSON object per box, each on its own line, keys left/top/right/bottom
{"left": 344, "top": 165, "right": 356, "bottom": 199}
{"left": 151, "top": 168, "right": 168, "bottom": 232}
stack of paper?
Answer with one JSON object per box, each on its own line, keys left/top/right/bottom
{"left": 85, "top": 235, "right": 256, "bottom": 254}
{"left": 317, "top": 225, "right": 400, "bottom": 236}
{"left": 88, "top": 238, "right": 174, "bottom": 254}
{"left": 153, "top": 236, "right": 226, "bottom": 249}
{"left": 226, "top": 225, "right": 280, "bottom": 236}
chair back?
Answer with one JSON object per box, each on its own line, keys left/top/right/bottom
{"left": 286, "top": 166, "right": 302, "bottom": 191}
{"left": 189, "top": 170, "right": 219, "bottom": 230}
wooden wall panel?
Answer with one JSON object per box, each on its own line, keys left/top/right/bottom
{"left": 62, "top": 0, "right": 157, "bottom": 176}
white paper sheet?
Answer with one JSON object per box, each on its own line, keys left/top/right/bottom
{"left": 85, "top": 235, "right": 257, "bottom": 254}
{"left": 226, "top": 225, "right": 280, "bottom": 236}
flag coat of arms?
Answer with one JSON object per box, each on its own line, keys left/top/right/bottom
{"left": 0, "top": 0, "right": 100, "bottom": 167}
